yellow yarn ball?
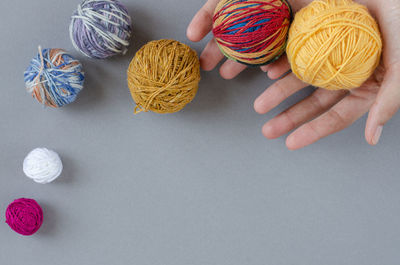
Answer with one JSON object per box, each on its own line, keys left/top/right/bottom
{"left": 127, "top": 39, "right": 201, "bottom": 114}
{"left": 286, "top": 0, "right": 382, "bottom": 90}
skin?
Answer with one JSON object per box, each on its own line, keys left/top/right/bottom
{"left": 187, "top": 0, "right": 400, "bottom": 150}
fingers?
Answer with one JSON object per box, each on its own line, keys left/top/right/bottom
{"left": 187, "top": 0, "right": 226, "bottom": 73}
{"left": 260, "top": 65, "right": 269, "bottom": 72}
{"left": 366, "top": 63, "right": 400, "bottom": 145}
{"left": 262, "top": 89, "right": 347, "bottom": 139}
{"left": 254, "top": 73, "right": 308, "bottom": 114}
{"left": 200, "top": 39, "right": 225, "bottom": 71}
{"left": 259, "top": 55, "right": 290, "bottom": 76}
{"left": 286, "top": 88, "right": 376, "bottom": 150}
{"left": 187, "top": 0, "right": 220, "bottom": 42}
{"left": 219, "top": 59, "right": 247, "bottom": 79}
{"left": 200, "top": 38, "right": 245, "bottom": 75}
{"left": 266, "top": 54, "right": 291, "bottom": 80}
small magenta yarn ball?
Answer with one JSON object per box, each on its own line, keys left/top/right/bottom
{"left": 212, "top": 0, "right": 292, "bottom": 66}
{"left": 24, "top": 47, "right": 85, "bottom": 108}
{"left": 6, "top": 198, "right": 43, "bottom": 236}
{"left": 70, "top": 0, "right": 132, "bottom": 59}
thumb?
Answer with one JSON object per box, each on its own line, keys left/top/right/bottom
{"left": 366, "top": 63, "right": 400, "bottom": 145}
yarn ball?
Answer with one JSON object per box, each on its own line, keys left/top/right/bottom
{"left": 23, "top": 148, "right": 63, "bottom": 184}
{"left": 127, "top": 39, "right": 201, "bottom": 114}
{"left": 212, "top": 0, "right": 292, "bottom": 66}
{"left": 286, "top": 0, "right": 382, "bottom": 90}
{"left": 24, "top": 47, "right": 85, "bottom": 108}
{"left": 70, "top": 0, "right": 132, "bottom": 59}
{"left": 6, "top": 198, "right": 43, "bottom": 236}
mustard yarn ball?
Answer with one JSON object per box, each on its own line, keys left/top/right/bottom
{"left": 127, "top": 39, "right": 201, "bottom": 114}
{"left": 286, "top": 0, "right": 382, "bottom": 90}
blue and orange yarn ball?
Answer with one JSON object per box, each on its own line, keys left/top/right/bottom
{"left": 24, "top": 47, "right": 85, "bottom": 108}
{"left": 212, "top": 0, "right": 292, "bottom": 66}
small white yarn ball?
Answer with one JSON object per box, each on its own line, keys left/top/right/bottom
{"left": 23, "top": 148, "right": 63, "bottom": 184}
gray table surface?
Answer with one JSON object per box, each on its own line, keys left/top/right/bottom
{"left": 1, "top": 0, "right": 399, "bottom": 264}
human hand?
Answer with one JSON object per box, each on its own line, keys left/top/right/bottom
{"left": 253, "top": 0, "right": 400, "bottom": 150}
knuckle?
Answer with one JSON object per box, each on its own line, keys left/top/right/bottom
{"left": 308, "top": 94, "right": 323, "bottom": 110}
{"left": 326, "top": 109, "right": 347, "bottom": 130}
{"left": 274, "top": 81, "right": 288, "bottom": 99}
{"left": 282, "top": 111, "right": 297, "bottom": 129}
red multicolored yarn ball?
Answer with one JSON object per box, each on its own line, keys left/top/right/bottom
{"left": 5, "top": 198, "right": 43, "bottom": 236}
{"left": 212, "top": 0, "right": 292, "bottom": 66}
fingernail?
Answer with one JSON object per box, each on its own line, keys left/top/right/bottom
{"left": 372, "top": 125, "right": 383, "bottom": 145}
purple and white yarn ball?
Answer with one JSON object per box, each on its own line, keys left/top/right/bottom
{"left": 70, "top": 0, "right": 132, "bottom": 59}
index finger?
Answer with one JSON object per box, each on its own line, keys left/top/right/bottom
{"left": 187, "top": 0, "right": 220, "bottom": 42}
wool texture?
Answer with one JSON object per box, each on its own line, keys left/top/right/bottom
{"left": 213, "top": 0, "right": 292, "bottom": 66}
{"left": 286, "top": 0, "right": 382, "bottom": 90}
{"left": 70, "top": 0, "right": 132, "bottom": 59}
{"left": 23, "top": 148, "right": 63, "bottom": 184}
{"left": 127, "top": 39, "right": 201, "bottom": 114}
{"left": 24, "top": 47, "right": 84, "bottom": 108}
{"left": 6, "top": 198, "right": 43, "bottom": 236}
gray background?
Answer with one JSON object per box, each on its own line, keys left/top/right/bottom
{"left": 0, "top": 0, "right": 399, "bottom": 264}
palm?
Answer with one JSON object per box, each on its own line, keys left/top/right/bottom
{"left": 187, "top": 0, "right": 400, "bottom": 149}
{"left": 253, "top": 63, "right": 383, "bottom": 150}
